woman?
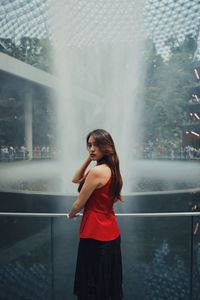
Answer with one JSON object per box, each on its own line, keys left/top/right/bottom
{"left": 68, "top": 129, "right": 123, "bottom": 300}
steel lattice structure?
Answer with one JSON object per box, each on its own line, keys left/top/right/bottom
{"left": 0, "top": 0, "right": 200, "bottom": 60}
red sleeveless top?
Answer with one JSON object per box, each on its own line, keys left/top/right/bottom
{"left": 79, "top": 176, "right": 120, "bottom": 241}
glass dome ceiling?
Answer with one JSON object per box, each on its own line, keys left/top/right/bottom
{"left": 0, "top": 0, "right": 200, "bottom": 61}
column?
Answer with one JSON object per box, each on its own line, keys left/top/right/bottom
{"left": 24, "top": 85, "right": 33, "bottom": 160}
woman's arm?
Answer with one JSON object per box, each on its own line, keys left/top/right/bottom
{"left": 72, "top": 156, "right": 92, "bottom": 183}
{"left": 68, "top": 168, "right": 101, "bottom": 218}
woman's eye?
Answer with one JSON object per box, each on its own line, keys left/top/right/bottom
{"left": 87, "top": 143, "right": 99, "bottom": 148}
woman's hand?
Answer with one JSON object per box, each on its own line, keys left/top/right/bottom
{"left": 72, "top": 156, "right": 92, "bottom": 183}
{"left": 67, "top": 212, "right": 80, "bottom": 219}
{"left": 68, "top": 201, "right": 82, "bottom": 218}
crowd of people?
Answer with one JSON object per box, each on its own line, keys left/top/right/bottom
{"left": 1, "top": 143, "right": 200, "bottom": 162}
{"left": 0, "top": 145, "right": 53, "bottom": 162}
{"left": 142, "top": 143, "right": 200, "bottom": 160}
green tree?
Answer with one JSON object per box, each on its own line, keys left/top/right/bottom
{"left": 0, "top": 37, "right": 53, "bottom": 72}
{"left": 142, "top": 35, "right": 198, "bottom": 149}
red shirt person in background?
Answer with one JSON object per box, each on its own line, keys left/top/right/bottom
{"left": 68, "top": 129, "right": 123, "bottom": 300}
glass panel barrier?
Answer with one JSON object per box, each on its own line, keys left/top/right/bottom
{"left": 0, "top": 214, "right": 198, "bottom": 300}
{"left": 52, "top": 216, "right": 192, "bottom": 300}
{"left": 0, "top": 216, "right": 53, "bottom": 300}
{"left": 193, "top": 216, "right": 200, "bottom": 300}
{"left": 52, "top": 217, "right": 79, "bottom": 300}
{"left": 0, "top": 190, "right": 200, "bottom": 299}
{"left": 119, "top": 216, "right": 191, "bottom": 300}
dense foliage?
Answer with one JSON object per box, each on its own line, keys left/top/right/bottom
{"left": 142, "top": 35, "right": 198, "bottom": 149}
{"left": 0, "top": 37, "right": 53, "bottom": 72}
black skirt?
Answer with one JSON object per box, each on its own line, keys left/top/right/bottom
{"left": 74, "top": 236, "right": 123, "bottom": 300}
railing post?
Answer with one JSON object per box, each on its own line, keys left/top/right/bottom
{"left": 190, "top": 216, "right": 194, "bottom": 300}
{"left": 50, "top": 217, "right": 55, "bottom": 300}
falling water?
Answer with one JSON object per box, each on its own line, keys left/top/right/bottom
{"left": 49, "top": 0, "right": 146, "bottom": 193}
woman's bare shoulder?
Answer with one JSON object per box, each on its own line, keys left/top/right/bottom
{"left": 90, "top": 165, "right": 111, "bottom": 177}
{"left": 88, "top": 165, "right": 103, "bottom": 176}
{"left": 86, "top": 165, "right": 111, "bottom": 188}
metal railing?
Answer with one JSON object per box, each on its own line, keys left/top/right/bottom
{"left": 0, "top": 212, "right": 200, "bottom": 217}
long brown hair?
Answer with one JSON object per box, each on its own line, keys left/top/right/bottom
{"left": 87, "top": 129, "right": 123, "bottom": 201}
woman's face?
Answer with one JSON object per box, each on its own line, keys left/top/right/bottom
{"left": 87, "top": 135, "right": 104, "bottom": 161}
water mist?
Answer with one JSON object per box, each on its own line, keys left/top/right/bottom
{"left": 50, "top": 0, "right": 146, "bottom": 193}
